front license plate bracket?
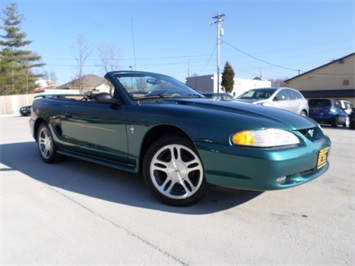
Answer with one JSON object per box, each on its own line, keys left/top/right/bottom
{"left": 317, "top": 147, "right": 330, "bottom": 169}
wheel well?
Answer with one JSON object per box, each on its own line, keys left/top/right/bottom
{"left": 33, "top": 118, "right": 46, "bottom": 140}
{"left": 139, "top": 125, "right": 190, "bottom": 172}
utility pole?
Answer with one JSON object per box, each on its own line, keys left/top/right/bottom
{"left": 212, "top": 13, "right": 225, "bottom": 93}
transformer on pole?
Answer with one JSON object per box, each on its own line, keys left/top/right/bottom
{"left": 212, "top": 13, "right": 225, "bottom": 93}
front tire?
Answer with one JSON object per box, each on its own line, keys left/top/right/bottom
{"left": 37, "top": 123, "right": 64, "bottom": 163}
{"left": 300, "top": 110, "right": 307, "bottom": 116}
{"left": 143, "top": 135, "right": 208, "bottom": 206}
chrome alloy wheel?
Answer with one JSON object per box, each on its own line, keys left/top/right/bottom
{"left": 38, "top": 126, "right": 54, "bottom": 160}
{"left": 149, "top": 144, "right": 204, "bottom": 200}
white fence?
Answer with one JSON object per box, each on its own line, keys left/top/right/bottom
{"left": 0, "top": 90, "right": 80, "bottom": 115}
{"left": 0, "top": 94, "right": 37, "bottom": 115}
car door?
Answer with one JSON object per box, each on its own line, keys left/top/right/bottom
{"left": 58, "top": 99, "right": 129, "bottom": 164}
{"left": 272, "top": 89, "right": 291, "bottom": 112}
{"left": 287, "top": 89, "right": 302, "bottom": 114}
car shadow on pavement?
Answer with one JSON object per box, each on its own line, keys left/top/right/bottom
{"left": 1, "top": 141, "right": 263, "bottom": 214}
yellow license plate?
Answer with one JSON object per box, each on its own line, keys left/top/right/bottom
{"left": 317, "top": 147, "right": 330, "bottom": 169}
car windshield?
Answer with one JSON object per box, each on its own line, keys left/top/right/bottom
{"left": 309, "top": 99, "right": 331, "bottom": 107}
{"left": 236, "top": 88, "right": 277, "bottom": 100}
{"left": 113, "top": 73, "right": 202, "bottom": 100}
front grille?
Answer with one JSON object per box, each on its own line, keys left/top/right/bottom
{"left": 299, "top": 127, "right": 324, "bottom": 142}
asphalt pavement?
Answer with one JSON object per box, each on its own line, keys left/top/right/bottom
{"left": 1, "top": 115, "right": 354, "bottom": 265}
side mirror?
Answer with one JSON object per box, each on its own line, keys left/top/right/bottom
{"left": 91, "top": 92, "right": 120, "bottom": 104}
{"left": 101, "top": 98, "right": 120, "bottom": 104}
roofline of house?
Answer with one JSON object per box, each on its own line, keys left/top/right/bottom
{"left": 284, "top": 52, "right": 355, "bottom": 83}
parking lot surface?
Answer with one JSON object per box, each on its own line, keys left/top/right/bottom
{"left": 1, "top": 115, "right": 354, "bottom": 264}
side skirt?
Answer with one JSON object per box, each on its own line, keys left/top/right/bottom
{"left": 57, "top": 149, "right": 137, "bottom": 173}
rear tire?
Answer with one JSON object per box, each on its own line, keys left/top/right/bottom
{"left": 37, "top": 123, "right": 64, "bottom": 163}
{"left": 331, "top": 116, "right": 338, "bottom": 127}
{"left": 143, "top": 135, "right": 208, "bottom": 206}
{"left": 350, "top": 119, "right": 355, "bottom": 129}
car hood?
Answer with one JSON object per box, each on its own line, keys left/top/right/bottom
{"left": 234, "top": 98, "right": 265, "bottom": 104}
{"left": 159, "top": 98, "right": 316, "bottom": 130}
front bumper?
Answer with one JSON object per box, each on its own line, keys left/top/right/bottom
{"left": 196, "top": 135, "right": 331, "bottom": 191}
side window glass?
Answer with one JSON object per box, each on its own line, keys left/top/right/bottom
{"left": 275, "top": 90, "right": 289, "bottom": 101}
{"left": 289, "top": 90, "right": 296, "bottom": 100}
{"left": 347, "top": 102, "right": 354, "bottom": 110}
{"left": 223, "top": 94, "right": 232, "bottom": 101}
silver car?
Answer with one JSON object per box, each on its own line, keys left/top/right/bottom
{"left": 338, "top": 99, "right": 354, "bottom": 116}
{"left": 235, "top": 87, "right": 309, "bottom": 116}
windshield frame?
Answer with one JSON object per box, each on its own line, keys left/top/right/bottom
{"left": 108, "top": 71, "right": 203, "bottom": 102}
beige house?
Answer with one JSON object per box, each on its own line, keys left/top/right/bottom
{"left": 285, "top": 53, "right": 355, "bottom": 104}
{"left": 57, "top": 74, "right": 111, "bottom": 93}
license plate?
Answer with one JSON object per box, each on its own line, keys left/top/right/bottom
{"left": 317, "top": 147, "right": 330, "bottom": 169}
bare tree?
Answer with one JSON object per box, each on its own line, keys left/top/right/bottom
{"left": 72, "top": 33, "right": 92, "bottom": 92}
{"left": 43, "top": 70, "right": 57, "bottom": 85}
{"left": 97, "top": 42, "right": 122, "bottom": 74}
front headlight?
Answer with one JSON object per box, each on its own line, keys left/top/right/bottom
{"left": 232, "top": 129, "right": 300, "bottom": 147}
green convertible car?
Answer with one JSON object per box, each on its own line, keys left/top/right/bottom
{"left": 30, "top": 71, "right": 331, "bottom": 206}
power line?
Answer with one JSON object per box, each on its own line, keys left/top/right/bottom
{"left": 223, "top": 40, "right": 355, "bottom": 77}
{"left": 223, "top": 40, "right": 300, "bottom": 72}
{"left": 197, "top": 44, "right": 217, "bottom": 76}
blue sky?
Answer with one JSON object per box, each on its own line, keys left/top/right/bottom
{"left": 1, "top": 0, "right": 354, "bottom": 85}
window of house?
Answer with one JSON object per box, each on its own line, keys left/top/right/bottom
{"left": 343, "top": 80, "right": 349, "bottom": 86}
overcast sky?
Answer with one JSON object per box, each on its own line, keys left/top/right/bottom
{"left": 2, "top": 0, "right": 353, "bottom": 85}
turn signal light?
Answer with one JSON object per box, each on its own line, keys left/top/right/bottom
{"left": 232, "top": 131, "right": 255, "bottom": 145}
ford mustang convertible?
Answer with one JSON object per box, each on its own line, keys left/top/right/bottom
{"left": 30, "top": 71, "right": 331, "bottom": 206}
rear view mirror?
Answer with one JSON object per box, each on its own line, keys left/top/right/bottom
{"left": 146, "top": 78, "right": 161, "bottom": 85}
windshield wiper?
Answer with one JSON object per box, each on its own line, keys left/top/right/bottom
{"left": 135, "top": 94, "right": 166, "bottom": 100}
{"left": 184, "top": 94, "right": 203, "bottom": 98}
{"left": 135, "top": 94, "right": 203, "bottom": 101}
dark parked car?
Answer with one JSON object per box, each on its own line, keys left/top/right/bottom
{"left": 203, "top": 93, "right": 234, "bottom": 101}
{"left": 349, "top": 108, "right": 355, "bottom": 129}
{"left": 308, "top": 99, "right": 349, "bottom": 127}
{"left": 19, "top": 105, "right": 31, "bottom": 116}
{"left": 30, "top": 71, "right": 331, "bottom": 206}
{"left": 235, "top": 87, "right": 309, "bottom": 116}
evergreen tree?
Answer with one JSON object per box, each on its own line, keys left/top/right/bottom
{"left": 0, "top": 2, "right": 45, "bottom": 95}
{"left": 221, "top": 61, "right": 235, "bottom": 93}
